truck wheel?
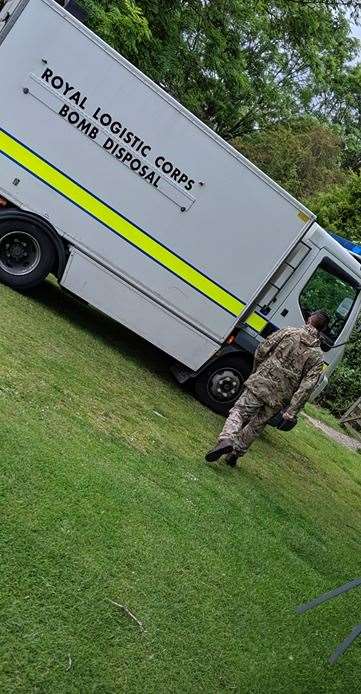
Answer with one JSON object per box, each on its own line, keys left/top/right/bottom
{"left": 0, "top": 218, "right": 56, "bottom": 289}
{"left": 194, "top": 355, "right": 250, "bottom": 415}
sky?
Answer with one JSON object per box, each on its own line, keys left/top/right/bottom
{"left": 351, "top": 21, "right": 361, "bottom": 62}
{"left": 352, "top": 22, "right": 361, "bottom": 42}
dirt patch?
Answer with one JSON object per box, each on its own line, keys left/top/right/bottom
{"left": 303, "top": 413, "right": 361, "bottom": 452}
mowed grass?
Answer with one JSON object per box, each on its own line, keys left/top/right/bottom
{"left": 304, "top": 402, "right": 348, "bottom": 435}
{"left": 0, "top": 279, "right": 360, "bottom": 694}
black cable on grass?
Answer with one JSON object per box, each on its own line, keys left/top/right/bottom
{"left": 295, "top": 577, "right": 361, "bottom": 664}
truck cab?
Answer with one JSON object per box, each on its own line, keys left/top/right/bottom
{"left": 188, "top": 225, "right": 361, "bottom": 414}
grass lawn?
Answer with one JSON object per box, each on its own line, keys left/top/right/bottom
{"left": 304, "top": 403, "right": 349, "bottom": 435}
{"left": 1, "top": 279, "right": 360, "bottom": 693}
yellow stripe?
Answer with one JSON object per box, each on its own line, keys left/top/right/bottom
{"left": 245, "top": 312, "right": 268, "bottom": 332}
{"left": 0, "top": 130, "right": 245, "bottom": 317}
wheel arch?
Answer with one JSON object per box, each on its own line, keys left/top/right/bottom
{"left": 199, "top": 344, "right": 254, "bottom": 377}
{"left": 0, "top": 209, "right": 67, "bottom": 278}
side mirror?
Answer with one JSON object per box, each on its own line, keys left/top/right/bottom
{"left": 335, "top": 297, "right": 354, "bottom": 319}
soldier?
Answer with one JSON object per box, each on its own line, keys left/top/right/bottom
{"left": 205, "top": 311, "right": 329, "bottom": 466}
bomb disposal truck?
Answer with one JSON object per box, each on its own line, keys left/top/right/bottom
{"left": 0, "top": 0, "right": 360, "bottom": 417}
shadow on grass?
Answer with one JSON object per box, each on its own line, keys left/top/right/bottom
{"left": 27, "top": 278, "right": 175, "bottom": 383}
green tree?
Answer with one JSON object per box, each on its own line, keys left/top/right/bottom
{"left": 300, "top": 267, "right": 356, "bottom": 324}
{"left": 320, "top": 331, "right": 361, "bottom": 417}
{"left": 307, "top": 172, "right": 361, "bottom": 417}
{"left": 313, "top": 64, "right": 361, "bottom": 172}
{"left": 80, "top": 0, "right": 359, "bottom": 138}
{"left": 307, "top": 173, "right": 361, "bottom": 242}
{"left": 80, "top": 0, "right": 150, "bottom": 56}
{"left": 233, "top": 118, "right": 345, "bottom": 200}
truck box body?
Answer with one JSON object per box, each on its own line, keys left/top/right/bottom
{"left": 0, "top": 0, "right": 315, "bottom": 368}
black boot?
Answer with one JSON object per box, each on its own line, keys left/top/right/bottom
{"left": 225, "top": 452, "right": 238, "bottom": 467}
{"left": 225, "top": 448, "right": 246, "bottom": 467}
{"left": 205, "top": 438, "right": 234, "bottom": 463}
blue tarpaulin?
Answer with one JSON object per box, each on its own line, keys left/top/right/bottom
{"left": 331, "top": 233, "right": 361, "bottom": 257}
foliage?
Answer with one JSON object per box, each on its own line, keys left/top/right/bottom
{"left": 1, "top": 280, "right": 361, "bottom": 692}
{"left": 313, "top": 64, "right": 361, "bottom": 172}
{"left": 307, "top": 172, "right": 361, "bottom": 242}
{"left": 80, "top": 0, "right": 151, "bottom": 55}
{"left": 80, "top": 0, "right": 359, "bottom": 138}
{"left": 233, "top": 118, "right": 345, "bottom": 199}
{"left": 299, "top": 263, "right": 356, "bottom": 329}
{"left": 306, "top": 172, "right": 361, "bottom": 415}
{"left": 320, "top": 332, "right": 361, "bottom": 416}
{"left": 304, "top": 166, "right": 361, "bottom": 419}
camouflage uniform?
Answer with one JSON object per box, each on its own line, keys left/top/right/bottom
{"left": 219, "top": 324, "right": 324, "bottom": 454}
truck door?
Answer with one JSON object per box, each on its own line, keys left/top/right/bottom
{"left": 268, "top": 252, "right": 360, "bottom": 367}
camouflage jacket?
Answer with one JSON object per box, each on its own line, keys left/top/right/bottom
{"left": 245, "top": 325, "right": 324, "bottom": 415}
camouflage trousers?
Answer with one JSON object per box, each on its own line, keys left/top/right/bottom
{"left": 219, "top": 388, "right": 279, "bottom": 453}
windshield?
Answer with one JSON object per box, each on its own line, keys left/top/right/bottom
{"left": 299, "top": 259, "right": 358, "bottom": 343}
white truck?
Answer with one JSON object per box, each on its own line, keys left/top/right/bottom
{"left": 0, "top": 0, "right": 360, "bottom": 417}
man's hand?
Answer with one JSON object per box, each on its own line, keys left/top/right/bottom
{"left": 282, "top": 410, "right": 295, "bottom": 422}
{"left": 0, "top": 196, "right": 7, "bottom": 207}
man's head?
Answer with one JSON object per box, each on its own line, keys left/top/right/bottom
{"left": 307, "top": 310, "right": 330, "bottom": 333}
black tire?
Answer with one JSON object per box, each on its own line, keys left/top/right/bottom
{"left": 0, "top": 218, "right": 56, "bottom": 290}
{"left": 194, "top": 354, "right": 251, "bottom": 415}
